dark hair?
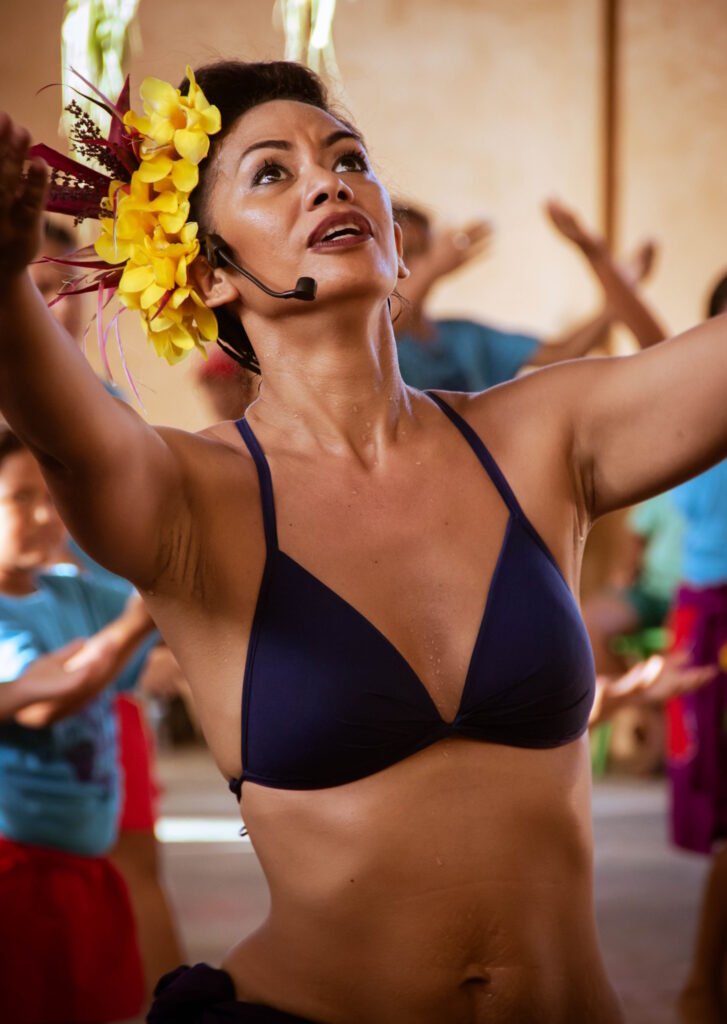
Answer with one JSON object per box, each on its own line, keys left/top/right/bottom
{"left": 43, "top": 219, "right": 76, "bottom": 251}
{"left": 0, "top": 425, "right": 26, "bottom": 468}
{"left": 391, "top": 201, "right": 432, "bottom": 265}
{"left": 391, "top": 202, "right": 431, "bottom": 233}
{"left": 181, "top": 61, "right": 357, "bottom": 374}
{"left": 707, "top": 271, "right": 727, "bottom": 319}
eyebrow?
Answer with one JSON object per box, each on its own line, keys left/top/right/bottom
{"left": 240, "top": 129, "right": 364, "bottom": 163}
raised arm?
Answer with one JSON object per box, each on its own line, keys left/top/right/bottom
{"left": 546, "top": 200, "right": 667, "bottom": 350}
{"left": 0, "top": 114, "right": 192, "bottom": 590}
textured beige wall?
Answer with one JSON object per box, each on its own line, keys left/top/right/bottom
{"left": 2, "top": 0, "right": 601, "bottom": 430}
{"left": 619, "top": 0, "right": 727, "bottom": 334}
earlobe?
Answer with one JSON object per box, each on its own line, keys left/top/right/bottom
{"left": 189, "top": 258, "right": 239, "bottom": 310}
{"left": 392, "top": 221, "right": 410, "bottom": 280}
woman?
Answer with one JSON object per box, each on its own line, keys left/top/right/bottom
{"left": 1, "top": 60, "right": 726, "bottom": 1024}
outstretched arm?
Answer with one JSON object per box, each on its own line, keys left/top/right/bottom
{"left": 589, "top": 653, "right": 716, "bottom": 727}
{"left": 519, "top": 302, "right": 727, "bottom": 522}
{"left": 528, "top": 309, "right": 613, "bottom": 367}
{"left": 530, "top": 237, "right": 659, "bottom": 366}
{"left": 0, "top": 642, "right": 91, "bottom": 719}
{"left": 0, "top": 114, "right": 192, "bottom": 590}
{"left": 546, "top": 200, "right": 667, "bottom": 350}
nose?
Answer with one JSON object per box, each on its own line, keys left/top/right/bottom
{"left": 304, "top": 167, "right": 354, "bottom": 210}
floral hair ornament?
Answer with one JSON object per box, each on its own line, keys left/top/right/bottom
{"left": 30, "top": 66, "right": 222, "bottom": 377}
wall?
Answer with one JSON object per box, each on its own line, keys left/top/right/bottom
{"left": 2, "top": 0, "right": 602, "bottom": 430}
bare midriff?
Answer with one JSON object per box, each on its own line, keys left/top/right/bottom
{"left": 222, "top": 736, "right": 624, "bottom": 1024}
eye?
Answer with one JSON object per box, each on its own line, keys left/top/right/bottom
{"left": 333, "top": 149, "right": 368, "bottom": 173}
{"left": 252, "top": 160, "right": 288, "bottom": 186}
{"left": 11, "top": 489, "right": 35, "bottom": 506}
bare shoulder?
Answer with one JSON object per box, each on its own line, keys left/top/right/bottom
{"left": 426, "top": 364, "right": 597, "bottom": 566}
{"left": 152, "top": 419, "right": 255, "bottom": 485}
{"left": 145, "top": 419, "right": 264, "bottom": 597}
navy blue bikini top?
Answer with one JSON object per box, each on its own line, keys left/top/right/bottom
{"left": 228, "top": 393, "right": 594, "bottom": 797}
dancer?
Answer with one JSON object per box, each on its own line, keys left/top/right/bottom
{"left": 393, "top": 201, "right": 661, "bottom": 392}
{"left": 662, "top": 276, "right": 727, "bottom": 1024}
{"left": 2, "top": 60, "right": 727, "bottom": 1023}
{"left": 196, "top": 348, "right": 261, "bottom": 421}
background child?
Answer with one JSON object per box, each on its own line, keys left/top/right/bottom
{"left": 0, "top": 424, "right": 156, "bottom": 1023}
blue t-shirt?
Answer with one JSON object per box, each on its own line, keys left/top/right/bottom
{"left": 671, "top": 460, "right": 727, "bottom": 587}
{"left": 0, "top": 566, "right": 152, "bottom": 855}
{"left": 396, "top": 318, "right": 540, "bottom": 392}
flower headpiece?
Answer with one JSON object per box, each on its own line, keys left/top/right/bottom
{"left": 31, "top": 67, "right": 221, "bottom": 367}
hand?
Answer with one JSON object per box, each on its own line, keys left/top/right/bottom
{"left": 623, "top": 239, "right": 658, "bottom": 286}
{"left": 18, "top": 641, "right": 93, "bottom": 704}
{"left": 0, "top": 112, "right": 48, "bottom": 281}
{"left": 545, "top": 199, "right": 602, "bottom": 252}
{"left": 604, "top": 652, "right": 716, "bottom": 709}
{"left": 426, "top": 218, "right": 493, "bottom": 279}
{"left": 64, "top": 631, "right": 120, "bottom": 681}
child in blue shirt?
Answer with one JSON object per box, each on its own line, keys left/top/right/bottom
{"left": 0, "top": 425, "right": 156, "bottom": 1024}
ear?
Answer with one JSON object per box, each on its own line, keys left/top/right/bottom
{"left": 393, "top": 222, "right": 410, "bottom": 281}
{"left": 189, "top": 255, "right": 240, "bottom": 310}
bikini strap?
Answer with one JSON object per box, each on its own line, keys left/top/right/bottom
{"left": 426, "top": 391, "right": 523, "bottom": 518}
{"left": 235, "top": 418, "right": 279, "bottom": 551}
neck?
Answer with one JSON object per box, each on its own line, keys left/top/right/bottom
{"left": 0, "top": 565, "right": 37, "bottom": 596}
{"left": 244, "top": 297, "right": 420, "bottom": 464}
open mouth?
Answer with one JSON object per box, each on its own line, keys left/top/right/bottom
{"left": 308, "top": 212, "right": 373, "bottom": 249}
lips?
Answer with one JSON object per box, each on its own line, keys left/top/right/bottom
{"left": 307, "top": 211, "right": 373, "bottom": 249}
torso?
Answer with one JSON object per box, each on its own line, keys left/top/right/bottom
{"left": 142, "top": 382, "right": 621, "bottom": 1023}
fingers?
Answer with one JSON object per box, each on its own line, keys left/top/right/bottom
{"left": 675, "top": 664, "right": 718, "bottom": 694}
{"left": 15, "top": 158, "right": 49, "bottom": 229}
{"left": 464, "top": 219, "right": 494, "bottom": 245}
{"left": 0, "top": 113, "right": 32, "bottom": 216}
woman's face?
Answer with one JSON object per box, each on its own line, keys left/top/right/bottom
{"left": 202, "top": 100, "right": 402, "bottom": 312}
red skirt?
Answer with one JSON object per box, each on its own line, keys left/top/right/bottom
{"left": 116, "top": 693, "right": 159, "bottom": 831}
{"left": 0, "top": 837, "right": 144, "bottom": 1023}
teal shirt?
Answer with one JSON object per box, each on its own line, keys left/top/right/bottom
{"left": 671, "top": 460, "right": 727, "bottom": 587}
{"left": 628, "top": 494, "right": 685, "bottom": 603}
{"left": 396, "top": 318, "right": 540, "bottom": 392}
{"left": 0, "top": 566, "right": 153, "bottom": 855}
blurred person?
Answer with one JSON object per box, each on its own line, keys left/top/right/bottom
{"left": 393, "top": 201, "right": 661, "bottom": 392}
{"left": 197, "top": 347, "right": 261, "bottom": 421}
{"left": 0, "top": 425, "right": 153, "bottom": 1023}
{"left": 589, "top": 651, "right": 716, "bottom": 728}
{"left": 665, "top": 272, "right": 727, "bottom": 1024}
{"left": 583, "top": 493, "right": 685, "bottom": 676}
{"left": 550, "top": 218, "right": 727, "bottom": 1022}
{"left": 5, "top": 59, "right": 727, "bottom": 1024}
{"left": 31, "top": 221, "right": 185, "bottom": 998}
{"left": 582, "top": 493, "right": 685, "bottom": 773}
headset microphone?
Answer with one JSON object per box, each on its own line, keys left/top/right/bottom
{"left": 204, "top": 233, "right": 317, "bottom": 302}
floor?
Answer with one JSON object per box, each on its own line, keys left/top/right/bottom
{"left": 154, "top": 747, "right": 710, "bottom": 1024}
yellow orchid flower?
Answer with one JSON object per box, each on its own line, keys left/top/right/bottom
{"left": 95, "top": 66, "right": 222, "bottom": 366}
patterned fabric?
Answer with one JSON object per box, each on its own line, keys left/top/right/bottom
{"left": 667, "top": 583, "right": 727, "bottom": 853}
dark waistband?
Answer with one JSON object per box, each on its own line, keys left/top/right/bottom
{"left": 148, "top": 963, "right": 317, "bottom": 1022}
